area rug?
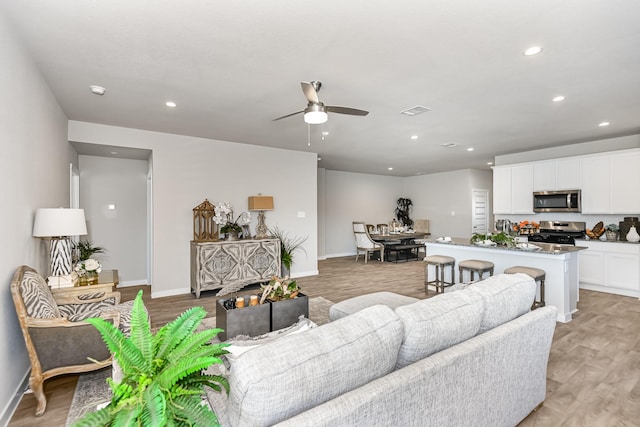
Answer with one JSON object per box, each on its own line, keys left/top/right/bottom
{"left": 65, "top": 296, "right": 334, "bottom": 426}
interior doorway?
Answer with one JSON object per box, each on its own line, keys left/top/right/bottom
{"left": 471, "top": 188, "right": 490, "bottom": 235}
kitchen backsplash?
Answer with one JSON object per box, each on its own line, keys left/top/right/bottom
{"left": 494, "top": 212, "right": 637, "bottom": 231}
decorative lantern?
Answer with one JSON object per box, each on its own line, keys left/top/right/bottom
{"left": 193, "top": 199, "right": 218, "bottom": 241}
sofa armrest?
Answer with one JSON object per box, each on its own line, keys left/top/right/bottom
{"left": 54, "top": 290, "right": 121, "bottom": 306}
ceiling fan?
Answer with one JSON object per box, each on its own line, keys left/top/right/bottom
{"left": 273, "top": 81, "right": 369, "bottom": 124}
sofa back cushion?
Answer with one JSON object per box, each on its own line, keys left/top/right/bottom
{"left": 227, "top": 304, "right": 403, "bottom": 427}
{"left": 464, "top": 273, "right": 536, "bottom": 334}
{"left": 394, "top": 291, "right": 483, "bottom": 368}
{"left": 20, "top": 271, "right": 61, "bottom": 319}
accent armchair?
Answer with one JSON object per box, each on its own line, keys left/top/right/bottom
{"left": 353, "top": 221, "right": 384, "bottom": 263}
{"left": 11, "top": 265, "right": 133, "bottom": 416}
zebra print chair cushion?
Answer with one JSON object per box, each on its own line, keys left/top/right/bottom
{"left": 20, "top": 271, "right": 61, "bottom": 319}
{"left": 58, "top": 297, "right": 118, "bottom": 320}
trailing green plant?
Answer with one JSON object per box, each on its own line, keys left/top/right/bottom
{"left": 71, "top": 290, "right": 229, "bottom": 427}
{"left": 270, "top": 226, "right": 308, "bottom": 271}
{"left": 74, "top": 240, "right": 106, "bottom": 262}
{"left": 395, "top": 198, "right": 413, "bottom": 227}
{"left": 470, "top": 232, "right": 517, "bottom": 247}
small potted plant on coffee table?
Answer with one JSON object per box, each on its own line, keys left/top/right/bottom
{"left": 260, "top": 276, "right": 309, "bottom": 331}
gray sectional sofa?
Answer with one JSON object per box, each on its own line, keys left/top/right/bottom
{"left": 210, "top": 273, "right": 558, "bottom": 427}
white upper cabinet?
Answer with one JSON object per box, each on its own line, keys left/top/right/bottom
{"left": 555, "top": 158, "right": 581, "bottom": 190}
{"left": 532, "top": 158, "right": 581, "bottom": 191}
{"left": 581, "top": 149, "right": 640, "bottom": 214}
{"left": 495, "top": 148, "right": 638, "bottom": 215}
{"left": 492, "top": 164, "right": 533, "bottom": 214}
{"left": 610, "top": 150, "right": 640, "bottom": 213}
{"left": 510, "top": 164, "right": 534, "bottom": 214}
{"left": 493, "top": 166, "right": 512, "bottom": 214}
{"left": 532, "top": 161, "right": 556, "bottom": 191}
{"left": 581, "top": 154, "right": 611, "bottom": 213}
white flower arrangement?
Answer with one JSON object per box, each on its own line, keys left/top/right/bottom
{"left": 213, "top": 201, "right": 251, "bottom": 233}
{"left": 75, "top": 258, "right": 102, "bottom": 276}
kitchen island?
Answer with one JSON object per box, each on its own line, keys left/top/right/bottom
{"left": 425, "top": 238, "right": 587, "bottom": 323}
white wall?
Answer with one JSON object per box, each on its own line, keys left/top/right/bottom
{"left": 323, "top": 170, "right": 403, "bottom": 257}
{"left": 68, "top": 121, "right": 319, "bottom": 298}
{"left": 403, "top": 169, "right": 493, "bottom": 238}
{"left": 0, "top": 14, "right": 72, "bottom": 423}
{"left": 78, "top": 155, "right": 148, "bottom": 285}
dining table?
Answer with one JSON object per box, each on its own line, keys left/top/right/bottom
{"left": 370, "top": 232, "right": 427, "bottom": 244}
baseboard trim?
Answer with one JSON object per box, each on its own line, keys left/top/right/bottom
{"left": 1, "top": 369, "right": 30, "bottom": 426}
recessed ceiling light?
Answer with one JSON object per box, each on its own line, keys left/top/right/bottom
{"left": 524, "top": 46, "right": 543, "bottom": 56}
{"left": 598, "top": 121, "right": 610, "bottom": 127}
{"left": 165, "top": 101, "right": 177, "bottom": 108}
{"left": 110, "top": 151, "right": 118, "bottom": 155}
{"left": 487, "top": 161, "right": 493, "bottom": 165}
{"left": 322, "top": 131, "right": 329, "bottom": 136}
{"left": 467, "top": 147, "right": 474, "bottom": 152}
{"left": 388, "top": 167, "right": 393, "bottom": 171}
{"left": 317, "top": 156, "right": 322, "bottom": 161}
{"left": 89, "top": 85, "right": 106, "bottom": 95}
{"left": 410, "top": 135, "right": 418, "bottom": 140}
{"left": 552, "top": 95, "right": 565, "bottom": 102}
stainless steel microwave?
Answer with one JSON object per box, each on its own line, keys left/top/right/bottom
{"left": 533, "top": 190, "right": 581, "bottom": 212}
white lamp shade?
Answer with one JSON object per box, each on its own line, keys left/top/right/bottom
{"left": 33, "top": 208, "right": 88, "bottom": 237}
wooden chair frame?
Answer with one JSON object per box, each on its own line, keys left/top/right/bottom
{"left": 11, "top": 265, "right": 121, "bottom": 416}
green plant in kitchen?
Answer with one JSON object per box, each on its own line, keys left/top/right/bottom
{"left": 471, "top": 232, "right": 517, "bottom": 247}
{"left": 71, "top": 290, "right": 229, "bottom": 427}
{"left": 605, "top": 224, "right": 619, "bottom": 232}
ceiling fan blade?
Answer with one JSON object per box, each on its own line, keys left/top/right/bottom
{"left": 273, "top": 110, "right": 304, "bottom": 121}
{"left": 326, "top": 106, "right": 369, "bottom": 116}
{"left": 301, "top": 82, "right": 319, "bottom": 103}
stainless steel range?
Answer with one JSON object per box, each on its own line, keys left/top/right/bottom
{"left": 528, "top": 221, "right": 586, "bottom": 246}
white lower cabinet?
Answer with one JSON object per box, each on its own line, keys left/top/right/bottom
{"left": 579, "top": 241, "right": 640, "bottom": 297}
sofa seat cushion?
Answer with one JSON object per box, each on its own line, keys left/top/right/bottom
{"left": 227, "top": 305, "right": 403, "bottom": 427}
{"left": 329, "top": 291, "right": 419, "bottom": 321}
{"left": 395, "top": 291, "right": 483, "bottom": 368}
{"left": 463, "top": 273, "right": 536, "bottom": 334}
{"left": 20, "top": 271, "right": 61, "bottom": 319}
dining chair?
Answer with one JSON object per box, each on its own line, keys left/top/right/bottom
{"left": 352, "top": 222, "right": 384, "bottom": 263}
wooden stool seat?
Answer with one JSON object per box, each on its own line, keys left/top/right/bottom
{"left": 459, "top": 259, "right": 494, "bottom": 283}
{"left": 424, "top": 255, "right": 456, "bottom": 295}
{"left": 504, "top": 266, "right": 546, "bottom": 309}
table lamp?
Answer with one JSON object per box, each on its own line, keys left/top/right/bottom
{"left": 33, "top": 208, "right": 88, "bottom": 284}
{"left": 248, "top": 196, "right": 274, "bottom": 239}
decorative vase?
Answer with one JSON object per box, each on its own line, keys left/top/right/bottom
{"left": 78, "top": 271, "right": 99, "bottom": 286}
{"left": 626, "top": 226, "right": 640, "bottom": 243}
{"left": 225, "top": 230, "right": 240, "bottom": 241}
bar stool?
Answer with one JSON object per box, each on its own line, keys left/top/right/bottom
{"left": 424, "top": 255, "right": 455, "bottom": 295}
{"left": 459, "top": 259, "right": 494, "bottom": 284}
{"left": 504, "top": 266, "right": 546, "bottom": 309}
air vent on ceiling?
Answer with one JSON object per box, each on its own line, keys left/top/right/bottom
{"left": 400, "top": 105, "right": 431, "bottom": 116}
{"left": 440, "top": 143, "right": 458, "bottom": 148}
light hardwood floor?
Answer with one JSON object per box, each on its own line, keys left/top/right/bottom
{"left": 9, "top": 256, "right": 640, "bottom": 426}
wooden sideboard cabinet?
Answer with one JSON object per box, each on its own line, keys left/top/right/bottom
{"left": 190, "top": 238, "right": 281, "bottom": 298}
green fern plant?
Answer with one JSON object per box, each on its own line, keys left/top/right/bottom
{"left": 71, "top": 290, "right": 229, "bottom": 427}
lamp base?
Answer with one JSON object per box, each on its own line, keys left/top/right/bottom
{"left": 50, "top": 237, "right": 73, "bottom": 276}
{"left": 255, "top": 210, "right": 269, "bottom": 239}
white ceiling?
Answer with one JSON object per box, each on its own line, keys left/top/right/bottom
{"left": 3, "top": 0, "right": 639, "bottom": 176}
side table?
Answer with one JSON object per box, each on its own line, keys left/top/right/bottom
{"left": 51, "top": 282, "right": 115, "bottom": 305}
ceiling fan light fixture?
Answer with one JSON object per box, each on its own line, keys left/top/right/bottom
{"left": 304, "top": 104, "right": 328, "bottom": 124}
